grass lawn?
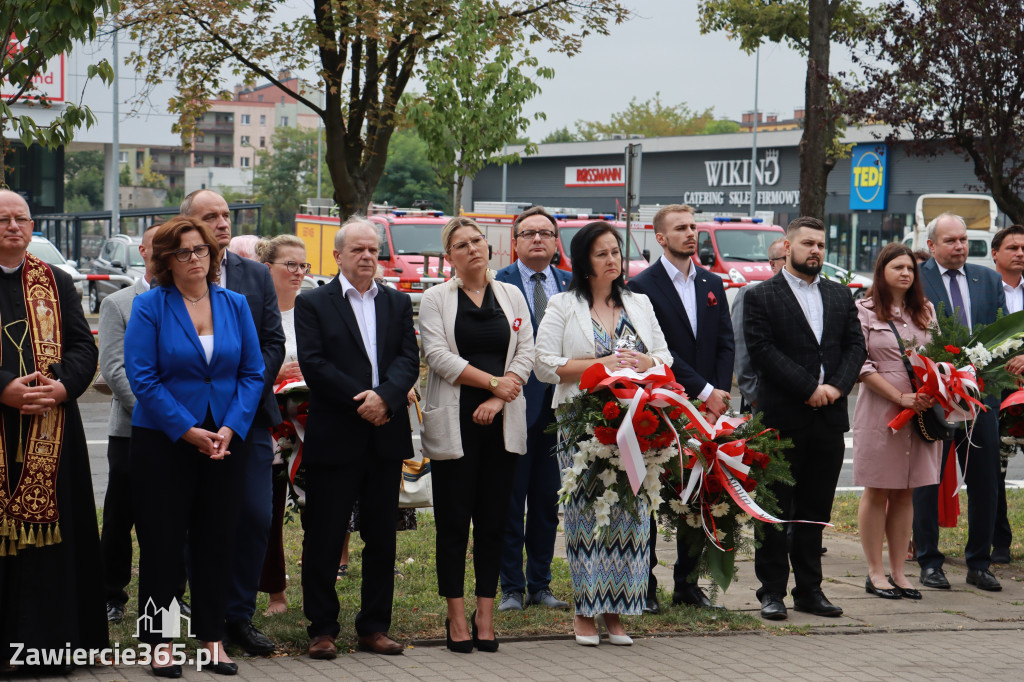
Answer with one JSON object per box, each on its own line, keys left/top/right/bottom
{"left": 830, "top": 489, "right": 1024, "bottom": 569}
{"left": 107, "top": 513, "right": 767, "bottom": 658}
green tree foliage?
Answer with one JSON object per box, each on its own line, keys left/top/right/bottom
{"left": 0, "top": 0, "right": 117, "bottom": 185}
{"left": 541, "top": 126, "right": 578, "bottom": 144}
{"left": 372, "top": 130, "right": 451, "bottom": 213}
{"left": 409, "top": 0, "right": 552, "bottom": 213}
{"left": 574, "top": 94, "right": 733, "bottom": 140}
{"left": 252, "top": 126, "right": 325, "bottom": 234}
{"left": 64, "top": 150, "right": 105, "bottom": 210}
{"left": 118, "top": 0, "right": 630, "bottom": 220}
{"left": 699, "top": 0, "right": 877, "bottom": 219}
{"left": 846, "top": 0, "right": 1024, "bottom": 225}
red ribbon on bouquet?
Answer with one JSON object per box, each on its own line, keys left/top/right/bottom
{"left": 579, "top": 364, "right": 690, "bottom": 494}
{"left": 888, "top": 352, "right": 985, "bottom": 432}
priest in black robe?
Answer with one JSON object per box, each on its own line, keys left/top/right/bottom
{"left": 0, "top": 190, "right": 105, "bottom": 669}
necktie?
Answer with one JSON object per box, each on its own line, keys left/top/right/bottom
{"left": 946, "top": 269, "right": 969, "bottom": 328}
{"left": 531, "top": 272, "right": 548, "bottom": 324}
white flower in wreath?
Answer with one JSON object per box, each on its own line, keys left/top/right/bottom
{"left": 571, "top": 452, "right": 588, "bottom": 477}
{"left": 735, "top": 512, "right": 751, "bottom": 525}
{"left": 965, "top": 343, "right": 993, "bottom": 368}
{"left": 669, "top": 499, "right": 690, "bottom": 515}
{"left": 992, "top": 337, "right": 1023, "bottom": 358}
{"left": 642, "top": 467, "right": 661, "bottom": 492}
{"left": 593, "top": 442, "right": 616, "bottom": 460}
{"left": 710, "top": 502, "right": 730, "bottom": 518}
{"left": 597, "top": 467, "right": 618, "bottom": 487}
{"left": 685, "top": 513, "right": 702, "bottom": 528}
{"left": 585, "top": 423, "right": 595, "bottom": 435}
{"left": 714, "top": 529, "right": 727, "bottom": 542}
{"left": 646, "top": 491, "right": 663, "bottom": 508}
{"left": 602, "top": 488, "right": 620, "bottom": 506}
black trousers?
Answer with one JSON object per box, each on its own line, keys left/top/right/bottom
{"left": 994, "top": 465, "right": 1013, "bottom": 551}
{"left": 754, "top": 414, "right": 845, "bottom": 600}
{"left": 432, "top": 416, "right": 518, "bottom": 599}
{"left": 646, "top": 515, "right": 702, "bottom": 599}
{"left": 913, "top": 403, "right": 1000, "bottom": 571}
{"left": 302, "top": 457, "right": 401, "bottom": 639}
{"left": 131, "top": 423, "right": 244, "bottom": 644}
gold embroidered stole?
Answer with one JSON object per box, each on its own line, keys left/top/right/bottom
{"left": 0, "top": 253, "right": 65, "bottom": 555}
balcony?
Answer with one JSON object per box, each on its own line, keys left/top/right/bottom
{"left": 197, "top": 120, "right": 235, "bottom": 134}
{"left": 149, "top": 162, "right": 185, "bottom": 175}
{"left": 191, "top": 141, "right": 235, "bottom": 154}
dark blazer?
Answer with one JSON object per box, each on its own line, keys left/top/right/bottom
{"left": 918, "top": 258, "right": 1006, "bottom": 329}
{"left": 225, "top": 251, "right": 285, "bottom": 428}
{"left": 125, "top": 284, "right": 266, "bottom": 442}
{"left": 495, "top": 262, "right": 572, "bottom": 426}
{"left": 628, "top": 259, "right": 735, "bottom": 398}
{"left": 744, "top": 270, "right": 866, "bottom": 431}
{"left": 295, "top": 277, "right": 419, "bottom": 467}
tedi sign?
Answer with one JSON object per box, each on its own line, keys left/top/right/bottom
{"left": 704, "top": 149, "right": 780, "bottom": 187}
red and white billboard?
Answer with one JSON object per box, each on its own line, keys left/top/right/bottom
{"left": 2, "top": 36, "right": 65, "bottom": 103}
{"left": 564, "top": 165, "right": 625, "bottom": 188}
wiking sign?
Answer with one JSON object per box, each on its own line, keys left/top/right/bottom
{"left": 704, "top": 149, "right": 780, "bottom": 187}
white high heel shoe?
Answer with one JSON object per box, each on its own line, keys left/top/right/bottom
{"left": 573, "top": 617, "right": 600, "bottom": 646}
{"left": 594, "top": 614, "right": 633, "bottom": 646}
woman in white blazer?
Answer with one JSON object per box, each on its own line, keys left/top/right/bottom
{"left": 419, "top": 217, "right": 534, "bottom": 654}
{"left": 535, "top": 222, "right": 671, "bottom": 647}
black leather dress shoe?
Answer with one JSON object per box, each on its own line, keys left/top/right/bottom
{"left": 991, "top": 547, "right": 1011, "bottom": 564}
{"left": 225, "top": 620, "right": 276, "bottom": 655}
{"left": 208, "top": 661, "right": 238, "bottom": 676}
{"left": 792, "top": 590, "right": 843, "bottom": 617}
{"left": 106, "top": 599, "right": 126, "bottom": 623}
{"left": 887, "top": 578, "right": 922, "bottom": 601}
{"left": 865, "top": 577, "right": 901, "bottom": 599}
{"left": 920, "top": 567, "right": 950, "bottom": 589}
{"left": 642, "top": 595, "right": 660, "bottom": 615}
{"left": 672, "top": 584, "right": 724, "bottom": 610}
{"left": 759, "top": 594, "right": 787, "bottom": 620}
{"left": 966, "top": 568, "right": 1002, "bottom": 591}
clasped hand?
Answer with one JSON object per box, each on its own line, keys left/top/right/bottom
{"left": 900, "top": 391, "right": 936, "bottom": 413}
{"left": 805, "top": 384, "right": 841, "bottom": 408}
{"left": 354, "top": 389, "right": 390, "bottom": 426}
{"left": 599, "top": 350, "right": 653, "bottom": 373}
{"left": 0, "top": 371, "right": 67, "bottom": 415}
{"left": 473, "top": 396, "right": 504, "bottom": 425}
{"left": 183, "top": 426, "right": 234, "bottom": 459}
{"left": 489, "top": 375, "right": 521, "bottom": 402}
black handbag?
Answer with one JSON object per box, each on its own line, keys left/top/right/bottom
{"left": 887, "top": 321, "right": 956, "bottom": 442}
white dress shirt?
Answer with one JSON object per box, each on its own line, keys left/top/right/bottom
{"left": 782, "top": 267, "right": 825, "bottom": 383}
{"left": 1001, "top": 276, "right": 1024, "bottom": 315}
{"left": 660, "top": 255, "right": 713, "bottom": 401}
{"left": 935, "top": 262, "right": 973, "bottom": 331}
{"left": 339, "top": 272, "right": 380, "bottom": 387}
{"left": 516, "top": 260, "right": 559, "bottom": 314}
{"left": 219, "top": 253, "right": 228, "bottom": 289}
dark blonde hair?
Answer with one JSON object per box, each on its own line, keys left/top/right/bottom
{"left": 151, "top": 216, "right": 221, "bottom": 288}
{"left": 441, "top": 216, "right": 483, "bottom": 253}
{"left": 652, "top": 203, "right": 696, "bottom": 233}
{"left": 255, "top": 234, "right": 305, "bottom": 264}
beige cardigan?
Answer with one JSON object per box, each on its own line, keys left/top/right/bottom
{"left": 534, "top": 289, "right": 672, "bottom": 408}
{"left": 419, "top": 274, "right": 535, "bottom": 459}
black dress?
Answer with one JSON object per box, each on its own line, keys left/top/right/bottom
{"left": 0, "top": 266, "right": 106, "bottom": 661}
{"left": 432, "top": 285, "right": 518, "bottom": 599}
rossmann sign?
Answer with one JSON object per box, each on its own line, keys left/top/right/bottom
{"left": 565, "top": 165, "right": 625, "bottom": 187}
{"left": 849, "top": 143, "right": 888, "bottom": 211}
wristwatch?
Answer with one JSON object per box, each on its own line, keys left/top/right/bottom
{"left": 489, "top": 376, "right": 500, "bottom": 390}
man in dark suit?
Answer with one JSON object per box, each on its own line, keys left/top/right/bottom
{"left": 182, "top": 189, "right": 285, "bottom": 654}
{"left": 296, "top": 217, "right": 419, "bottom": 658}
{"left": 744, "top": 216, "right": 865, "bottom": 620}
{"left": 628, "top": 203, "right": 735, "bottom": 612}
{"left": 913, "top": 213, "right": 1006, "bottom": 591}
{"left": 495, "top": 206, "right": 572, "bottom": 613}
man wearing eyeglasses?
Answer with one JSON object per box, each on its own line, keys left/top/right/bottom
{"left": 181, "top": 189, "right": 285, "bottom": 655}
{"left": 495, "top": 206, "right": 572, "bottom": 613}
{"left": 0, "top": 190, "right": 105, "bottom": 669}
{"left": 733, "top": 238, "right": 787, "bottom": 412}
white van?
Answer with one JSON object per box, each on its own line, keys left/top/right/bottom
{"left": 903, "top": 194, "right": 998, "bottom": 268}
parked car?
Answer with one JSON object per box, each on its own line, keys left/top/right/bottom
{"left": 821, "top": 261, "right": 872, "bottom": 299}
{"left": 89, "top": 234, "right": 145, "bottom": 313}
{"left": 28, "top": 234, "right": 84, "bottom": 297}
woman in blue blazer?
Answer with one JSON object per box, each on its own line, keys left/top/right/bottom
{"left": 126, "top": 216, "right": 264, "bottom": 677}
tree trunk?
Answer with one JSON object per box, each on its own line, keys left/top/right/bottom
{"left": 798, "top": 0, "right": 833, "bottom": 221}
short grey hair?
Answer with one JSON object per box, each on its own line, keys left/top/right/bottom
{"left": 335, "top": 216, "right": 383, "bottom": 251}
{"left": 926, "top": 212, "right": 967, "bottom": 243}
{"left": 179, "top": 188, "right": 216, "bottom": 216}
{"left": 767, "top": 237, "right": 786, "bottom": 260}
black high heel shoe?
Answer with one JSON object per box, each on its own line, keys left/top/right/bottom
{"left": 471, "top": 609, "right": 499, "bottom": 653}
{"left": 445, "top": 618, "right": 473, "bottom": 653}
{"left": 865, "top": 577, "right": 901, "bottom": 599}
{"left": 150, "top": 663, "right": 183, "bottom": 679}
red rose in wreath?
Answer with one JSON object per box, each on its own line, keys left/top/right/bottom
{"left": 945, "top": 345, "right": 961, "bottom": 354}
{"left": 634, "top": 409, "right": 661, "bottom": 436}
{"left": 594, "top": 426, "right": 618, "bottom": 445}
{"left": 602, "top": 401, "right": 621, "bottom": 420}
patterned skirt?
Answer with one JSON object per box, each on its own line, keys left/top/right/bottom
{"left": 558, "top": 422, "right": 650, "bottom": 616}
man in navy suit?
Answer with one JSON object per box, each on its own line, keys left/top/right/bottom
{"left": 496, "top": 206, "right": 572, "bottom": 612}
{"left": 913, "top": 213, "right": 1005, "bottom": 592}
{"left": 628, "top": 204, "right": 735, "bottom": 612}
{"left": 182, "top": 189, "right": 286, "bottom": 654}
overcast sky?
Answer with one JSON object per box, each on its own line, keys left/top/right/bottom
{"left": 521, "top": 1, "right": 860, "bottom": 139}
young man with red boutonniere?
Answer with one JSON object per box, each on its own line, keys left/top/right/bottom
{"left": 990, "top": 224, "right": 1024, "bottom": 565}
{"left": 912, "top": 213, "right": 1007, "bottom": 593}
{"left": 744, "top": 216, "right": 866, "bottom": 620}
{"left": 628, "top": 204, "right": 735, "bottom": 613}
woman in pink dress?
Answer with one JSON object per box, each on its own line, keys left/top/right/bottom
{"left": 852, "top": 242, "right": 941, "bottom": 600}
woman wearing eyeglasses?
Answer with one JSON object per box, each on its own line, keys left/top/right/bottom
{"left": 419, "top": 217, "right": 534, "bottom": 653}
{"left": 125, "top": 216, "right": 265, "bottom": 677}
